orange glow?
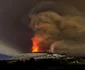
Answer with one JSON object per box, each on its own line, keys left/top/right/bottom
{"left": 31, "top": 37, "right": 42, "bottom": 52}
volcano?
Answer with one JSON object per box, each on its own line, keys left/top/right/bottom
{"left": 10, "top": 53, "right": 66, "bottom": 60}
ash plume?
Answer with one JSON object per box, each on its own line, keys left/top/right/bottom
{"left": 29, "top": 1, "right": 85, "bottom": 56}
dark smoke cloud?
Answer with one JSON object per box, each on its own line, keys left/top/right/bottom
{"left": 28, "top": 0, "right": 82, "bottom": 16}
{"left": 29, "top": 1, "right": 85, "bottom": 56}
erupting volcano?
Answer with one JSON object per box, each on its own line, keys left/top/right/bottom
{"left": 31, "top": 37, "right": 42, "bottom": 52}
{"left": 29, "top": 4, "right": 85, "bottom": 55}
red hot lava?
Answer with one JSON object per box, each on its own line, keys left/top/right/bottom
{"left": 31, "top": 36, "right": 42, "bottom": 52}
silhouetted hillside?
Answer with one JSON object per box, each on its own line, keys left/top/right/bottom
{"left": 0, "top": 58, "right": 85, "bottom": 69}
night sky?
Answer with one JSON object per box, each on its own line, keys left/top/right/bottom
{"left": 0, "top": 0, "right": 85, "bottom": 59}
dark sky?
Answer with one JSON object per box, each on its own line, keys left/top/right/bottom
{"left": 0, "top": 0, "right": 37, "bottom": 53}
{"left": 0, "top": 0, "right": 85, "bottom": 58}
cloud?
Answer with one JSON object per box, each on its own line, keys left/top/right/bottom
{"left": 29, "top": 1, "right": 85, "bottom": 56}
{"left": 0, "top": 41, "right": 21, "bottom": 56}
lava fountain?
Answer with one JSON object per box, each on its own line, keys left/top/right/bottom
{"left": 31, "top": 36, "right": 42, "bottom": 52}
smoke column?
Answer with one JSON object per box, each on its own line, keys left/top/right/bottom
{"left": 29, "top": 1, "right": 85, "bottom": 56}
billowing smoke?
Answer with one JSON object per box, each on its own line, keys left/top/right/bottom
{"left": 0, "top": 41, "right": 21, "bottom": 56}
{"left": 29, "top": 1, "right": 85, "bottom": 56}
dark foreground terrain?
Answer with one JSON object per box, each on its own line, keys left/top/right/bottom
{"left": 0, "top": 58, "right": 85, "bottom": 70}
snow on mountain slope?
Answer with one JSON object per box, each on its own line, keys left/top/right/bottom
{"left": 10, "top": 53, "right": 66, "bottom": 60}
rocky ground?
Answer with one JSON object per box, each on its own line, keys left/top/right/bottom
{"left": 0, "top": 53, "right": 85, "bottom": 69}
{"left": 1, "top": 53, "right": 85, "bottom": 65}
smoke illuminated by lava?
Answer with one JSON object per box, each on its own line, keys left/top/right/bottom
{"left": 31, "top": 37, "right": 42, "bottom": 52}
{"left": 29, "top": 1, "right": 85, "bottom": 56}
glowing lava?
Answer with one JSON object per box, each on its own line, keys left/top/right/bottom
{"left": 31, "top": 37, "right": 42, "bottom": 52}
